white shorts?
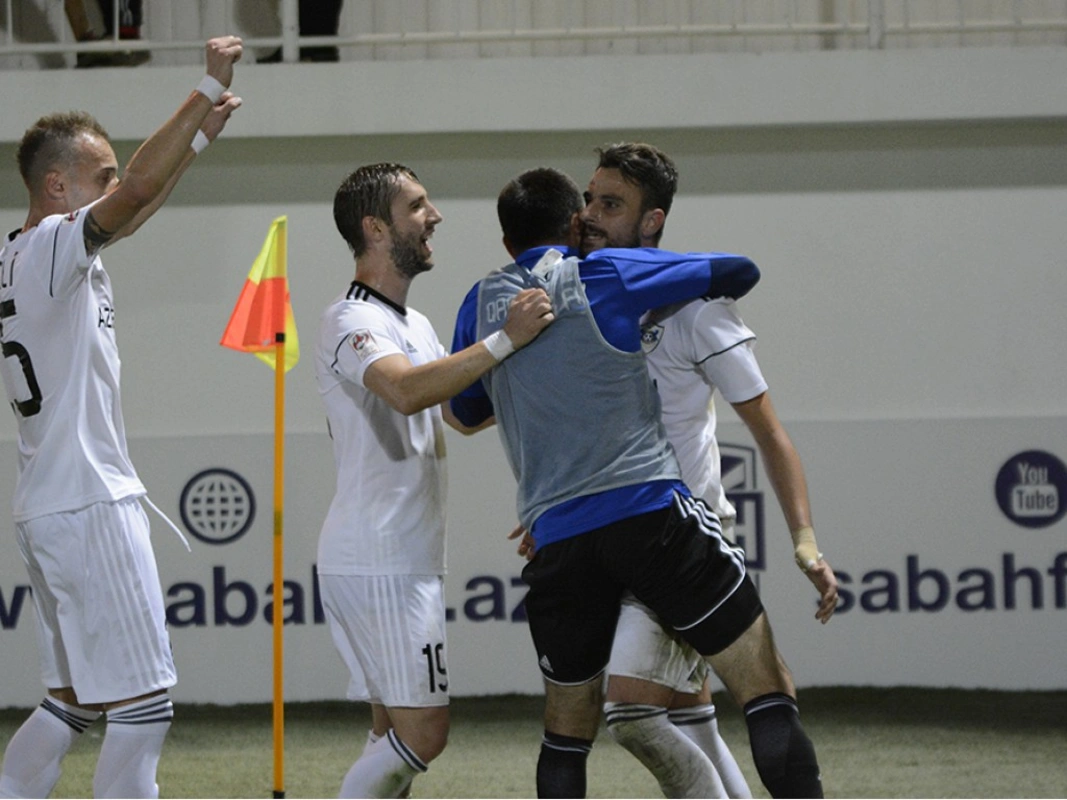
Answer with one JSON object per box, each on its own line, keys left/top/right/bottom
{"left": 16, "top": 497, "right": 177, "bottom": 705}
{"left": 319, "top": 573, "right": 450, "bottom": 708}
{"left": 607, "top": 517, "right": 737, "bottom": 694}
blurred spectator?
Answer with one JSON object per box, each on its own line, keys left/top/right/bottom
{"left": 260, "top": 0, "right": 344, "bottom": 63}
{"left": 64, "top": 0, "right": 148, "bottom": 68}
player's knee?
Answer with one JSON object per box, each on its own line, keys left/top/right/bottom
{"left": 604, "top": 702, "right": 667, "bottom": 753}
{"left": 46, "top": 687, "right": 81, "bottom": 708}
{"left": 400, "top": 716, "right": 449, "bottom": 764}
{"left": 744, "top": 694, "right": 822, "bottom": 799}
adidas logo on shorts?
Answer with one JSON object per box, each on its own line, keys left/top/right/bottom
{"left": 539, "top": 654, "right": 553, "bottom": 673}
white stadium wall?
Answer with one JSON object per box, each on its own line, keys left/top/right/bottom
{"left": 0, "top": 47, "right": 1065, "bottom": 706}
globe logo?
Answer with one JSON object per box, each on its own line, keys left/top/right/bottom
{"left": 179, "top": 468, "right": 256, "bottom": 545}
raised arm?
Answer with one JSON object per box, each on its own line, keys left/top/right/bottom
{"left": 110, "top": 92, "right": 243, "bottom": 244}
{"left": 85, "top": 36, "right": 243, "bottom": 252}
{"left": 364, "top": 287, "right": 553, "bottom": 416}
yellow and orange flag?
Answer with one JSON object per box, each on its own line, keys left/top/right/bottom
{"left": 221, "top": 215, "right": 299, "bottom": 371}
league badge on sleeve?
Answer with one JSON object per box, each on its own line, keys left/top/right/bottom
{"left": 351, "top": 329, "right": 381, "bottom": 361}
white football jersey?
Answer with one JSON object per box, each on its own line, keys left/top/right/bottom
{"left": 641, "top": 297, "right": 767, "bottom": 519}
{"left": 0, "top": 207, "right": 144, "bottom": 522}
{"left": 315, "top": 282, "right": 449, "bottom": 576}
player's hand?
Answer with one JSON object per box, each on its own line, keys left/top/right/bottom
{"left": 502, "top": 288, "right": 554, "bottom": 349}
{"left": 805, "top": 558, "right": 839, "bottom": 624}
{"left": 507, "top": 524, "right": 536, "bottom": 561}
{"left": 201, "top": 92, "right": 243, "bottom": 142}
{"left": 205, "top": 35, "right": 243, "bottom": 88}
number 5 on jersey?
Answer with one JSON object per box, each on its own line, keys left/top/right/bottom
{"left": 0, "top": 299, "right": 43, "bottom": 417}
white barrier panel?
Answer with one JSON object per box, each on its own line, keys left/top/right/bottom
{"left": 0, "top": 416, "right": 1064, "bottom": 708}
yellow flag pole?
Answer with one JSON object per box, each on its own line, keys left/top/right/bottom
{"left": 272, "top": 332, "right": 286, "bottom": 798}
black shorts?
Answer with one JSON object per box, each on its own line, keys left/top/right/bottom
{"left": 522, "top": 492, "right": 764, "bottom": 684}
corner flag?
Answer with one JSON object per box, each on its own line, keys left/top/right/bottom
{"left": 219, "top": 215, "right": 296, "bottom": 798}
{"left": 221, "top": 216, "right": 300, "bottom": 371}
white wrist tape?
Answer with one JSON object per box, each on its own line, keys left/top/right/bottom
{"left": 195, "top": 75, "right": 226, "bottom": 104}
{"left": 483, "top": 330, "right": 515, "bottom": 362}
{"left": 191, "top": 130, "right": 211, "bottom": 155}
{"left": 792, "top": 526, "right": 823, "bottom": 572}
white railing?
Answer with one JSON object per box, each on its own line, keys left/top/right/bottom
{"left": 1, "top": 0, "right": 1065, "bottom": 69}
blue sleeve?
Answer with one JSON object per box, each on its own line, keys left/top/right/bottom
{"left": 449, "top": 282, "right": 495, "bottom": 427}
{"left": 581, "top": 249, "right": 760, "bottom": 351}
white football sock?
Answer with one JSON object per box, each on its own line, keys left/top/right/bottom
{"left": 0, "top": 697, "right": 99, "bottom": 799}
{"left": 340, "top": 730, "right": 426, "bottom": 799}
{"left": 605, "top": 702, "right": 727, "bottom": 799}
{"left": 670, "top": 704, "right": 752, "bottom": 799}
{"left": 93, "top": 695, "right": 173, "bottom": 799}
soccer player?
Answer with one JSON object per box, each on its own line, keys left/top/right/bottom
{"left": 0, "top": 37, "right": 243, "bottom": 799}
{"left": 452, "top": 168, "right": 828, "bottom": 798}
{"left": 316, "top": 163, "right": 553, "bottom": 798}
{"left": 582, "top": 142, "right": 839, "bottom": 799}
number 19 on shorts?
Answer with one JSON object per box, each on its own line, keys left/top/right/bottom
{"left": 421, "top": 642, "right": 448, "bottom": 693}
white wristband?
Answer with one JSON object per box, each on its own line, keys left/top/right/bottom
{"left": 195, "top": 74, "right": 226, "bottom": 104}
{"left": 191, "top": 130, "right": 211, "bottom": 155}
{"left": 483, "top": 330, "right": 515, "bottom": 362}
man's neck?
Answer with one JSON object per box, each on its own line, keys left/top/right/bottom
{"left": 354, "top": 258, "right": 412, "bottom": 309}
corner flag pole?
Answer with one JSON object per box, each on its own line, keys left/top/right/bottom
{"left": 218, "top": 216, "right": 298, "bottom": 797}
{"left": 273, "top": 332, "right": 286, "bottom": 799}
{"left": 218, "top": 215, "right": 298, "bottom": 799}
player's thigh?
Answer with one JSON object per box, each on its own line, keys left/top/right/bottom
{"left": 707, "top": 611, "right": 795, "bottom": 706}
{"left": 521, "top": 535, "right": 622, "bottom": 686}
{"left": 607, "top": 593, "right": 706, "bottom": 702}
{"left": 319, "top": 573, "right": 450, "bottom": 708}
{"left": 18, "top": 499, "right": 175, "bottom": 705}
{"left": 627, "top": 494, "right": 763, "bottom": 656}
{"left": 16, "top": 522, "right": 73, "bottom": 692}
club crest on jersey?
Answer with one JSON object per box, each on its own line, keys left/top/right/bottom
{"left": 640, "top": 323, "right": 664, "bottom": 354}
{"left": 350, "top": 329, "right": 380, "bottom": 361}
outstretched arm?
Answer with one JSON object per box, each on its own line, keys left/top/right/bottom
{"left": 733, "top": 391, "right": 838, "bottom": 623}
{"left": 365, "top": 288, "right": 554, "bottom": 416}
{"left": 110, "top": 92, "right": 243, "bottom": 244}
{"left": 86, "top": 36, "right": 243, "bottom": 251}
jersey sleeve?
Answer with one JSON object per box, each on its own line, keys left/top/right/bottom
{"left": 597, "top": 248, "right": 760, "bottom": 314}
{"left": 325, "top": 304, "right": 407, "bottom": 388}
{"left": 580, "top": 248, "right": 758, "bottom": 352}
{"left": 449, "top": 281, "right": 495, "bottom": 426}
{"left": 38, "top": 208, "right": 95, "bottom": 299}
{"left": 691, "top": 300, "right": 769, "bottom": 404}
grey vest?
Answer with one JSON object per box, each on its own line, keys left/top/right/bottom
{"left": 476, "top": 252, "right": 681, "bottom": 530}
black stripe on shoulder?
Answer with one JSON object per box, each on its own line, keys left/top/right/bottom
{"left": 49, "top": 223, "right": 62, "bottom": 297}
{"left": 348, "top": 280, "right": 406, "bottom": 316}
{"left": 694, "top": 335, "right": 757, "bottom": 366}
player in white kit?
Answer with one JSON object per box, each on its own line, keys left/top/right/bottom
{"left": 317, "top": 163, "right": 553, "bottom": 798}
{"left": 581, "top": 143, "right": 839, "bottom": 798}
{"left": 0, "top": 37, "right": 243, "bottom": 799}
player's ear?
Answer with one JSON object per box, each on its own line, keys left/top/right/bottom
{"left": 641, "top": 208, "right": 665, "bottom": 242}
{"left": 362, "top": 215, "right": 384, "bottom": 245}
{"left": 43, "top": 169, "right": 66, "bottom": 202}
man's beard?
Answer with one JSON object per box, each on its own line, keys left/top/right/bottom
{"left": 391, "top": 229, "right": 433, "bottom": 279}
{"left": 579, "top": 222, "right": 641, "bottom": 258}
